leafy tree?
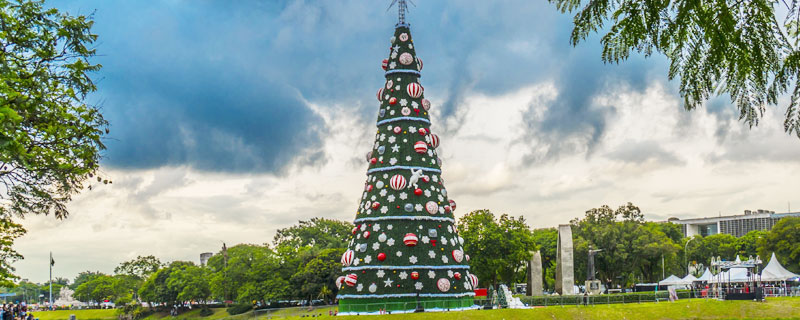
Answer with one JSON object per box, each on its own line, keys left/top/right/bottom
{"left": 736, "top": 230, "right": 768, "bottom": 259}
{"left": 549, "top": 0, "right": 800, "bottom": 138}
{"left": 272, "top": 218, "right": 352, "bottom": 250}
{"left": 457, "top": 209, "right": 535, "bottom": 287}
{"left": 71, "top": 271, "right": 104, "bottom": 290}
{"left": 0, "top": 0, "right": 110, "bottom": 221}
{"left": 115, "top": 255, "right": 163, "bottom": 279}
{"left": 531, "top": 228, "right": 558, "bottom": 291}
{"left": 207, "top": 244, "right": 288, "bottom": 303}
{"left": 74, "top": 275, "right": 118, "bottom": 304}
{"left": 289, "top": 248, "right": 343, "bottom": 304}
{"left": 166, "top": 263, "right": 210, "bottom": 304}
{"left": 139, "top": 262, "right": 191, "bottom": 307}
{"left": 758, "top": 217, "right": 800, "bottom": 273}
{"left": 0, "top": 219, "right": 24, "bottom": 286}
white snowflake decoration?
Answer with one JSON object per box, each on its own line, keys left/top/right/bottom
{"left": 406, "top": 156, "right": 412, "bottom": 161}
{"left": 415, "top": 282, "right": 424, "bottom": 290}
{"left": 373, "top": 224, "right": 381, "bottom": 231}
{"left": 357, "top": 283, "right": 364, "bottom": 292}
{"left": 364, "top": 256, "right": 372, "bottom": 263}
{"left": 387, "top": 238, "right": 395, "bottom": 246}
{"left": 396, "top": 251, "right": 403, "bottom": 257}
{"left": 409, "top": 126, "right": 417, "bottom": 132}
{"left": 427, "top": 270, "right": 436, "bottom": 279}
{"left": 372, "top": 242, "right": 380, "bottom": 250}
{"left": 389, "top": 61, "right": 397, "bottom": 69}
{"left": 387, "top": 224, "right": 393, "bottom": 230}
{"left": 440, "top": 237, "right": 448, "bottom": 246}
{"left": 377, "top": 270, "right": 385, "bottom": 278}
{"left": 399, "top": 192, "right": 408, "bottom": 200}
{"left": 400, "top": 99, "right": 408, "bottom": 106}
{"left": 438, "top": 195, "right": 444, "bottom": 202}
{"left": 424, "top": 190, "right": 431, "bottom": 197}
{"left": 391, "top": 51, "right": 398, "bottom": 59}
{"left": 428, "top": 250, "right": 436, "bottom": 258}
{"left": 441, "top": 255, "right": 449, "bottom": 263}
{"left": 448, "top": 270, "right": 454, "bottom": 277}
{"left": 409, "top": 255, "right": 418, "bottom": 264}
{"left": 415, "top": 204, "right": 423, "bottom": 212}
{"left": 399, "top": 271, "right": 408, "bottom": 280}
{"left": 360, "top": 224, "right": 367, "bottom": 231}
{"left": 421, "top": 236, "right": 430, "bottom": 244}
{"left": 411, "top": 101, "right": 419, "bottom": 108}
{"left": 379, "top": 189, "right": 387, "bottom": 197}
{"left": 389, "top": 157, "right": 398, "bottom": 165}
{"left": 389, "top": 136, "right": 396, "bottom": 143}
{"left": 390, "top": 110, "right": 395, "bottom": 115}
{"left": 380, "top": 206, "right": 389, "bottom": 214}
{"left": 387, "top": 195, "right": 395, "bottom": 203}
{"left": 432, "top": 175, "right": 439, "bottom": 182}
{"left": 448, "top": 226, "right": 453, "bottom": 233}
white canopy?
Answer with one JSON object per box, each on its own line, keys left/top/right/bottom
{"left": 760, "top": 252, "right": 800, "bottom": 282}
{"left": 712, "top": 267, "right": 751, "bottom": 283}
{"left": 697, "top": 268, "right": 713, "bottom": 282}
{"left": 659, "top": 274, "right": 683, "bottom": 286}
{"left": 680, "top": 274, "right": 698, "bottom": 284}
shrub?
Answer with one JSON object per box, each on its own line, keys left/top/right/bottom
{"left": 226, "top": 303, "right": 252, "bottom": 315}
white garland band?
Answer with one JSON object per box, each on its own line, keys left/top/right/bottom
{"left": 336, "top": 292, "right": 475, "bottom": 299}
{"left": 376, "top": 116, "right": 430, "bottom": 126}
{"left": 354, "top": 216, "right": 455, "bottom": 223}
{"left": 385, "top": 69, "right": 421, "bottom": 77}
{"left": 367, "top": 165, "right": 441, "bottom": 174}
{"left": 342, "top": 264, "right": 470, "bottom": 272}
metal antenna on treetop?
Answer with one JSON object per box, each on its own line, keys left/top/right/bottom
{"left": 388, "top": 0, "right": 415, "bottom": 25}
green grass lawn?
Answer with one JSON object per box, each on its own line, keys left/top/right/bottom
{"left": 27, "top": 297, "right": 800, "bottom": 320}
{"left": 30, "top": 308, "right": 117, "bottom": 320}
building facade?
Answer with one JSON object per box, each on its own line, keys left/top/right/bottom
{"left": 669, "top": 210, "right": 800, "bottom": 238}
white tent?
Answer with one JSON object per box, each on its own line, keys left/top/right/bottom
{"left": 680, "top": 274, "right": 698, "bottom": 285}
{"left": 760, "top": 252, "right": 800, "bottom": 282}
{"left": 659, "top": 275, "right": 683, "bottom": 286}
{"left": 712, "top": 266, "right": 751, "bottom": 283}
{"left": 697, "top": 268, "right": 713, "bottom": 282}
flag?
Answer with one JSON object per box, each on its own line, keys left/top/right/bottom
{"left": 50, "top": 252, "right": 54, "bottom": 266}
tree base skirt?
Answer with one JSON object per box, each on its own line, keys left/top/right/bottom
{"left": 338, "top": 296, "right": 476, "bottom": 314}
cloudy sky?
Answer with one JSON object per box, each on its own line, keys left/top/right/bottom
{"left": 13, "top": 1, "right": 800, "bottom": 283}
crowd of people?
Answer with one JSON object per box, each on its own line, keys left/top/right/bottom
{"left": 0, "top": 303, "right": 34, "bottom": 320}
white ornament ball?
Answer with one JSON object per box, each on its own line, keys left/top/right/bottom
{"left": 399, "top": 52, "right": 414, "bottom": 65}
{"left": 437, "top": 278, "right": 451, "bottom": 292}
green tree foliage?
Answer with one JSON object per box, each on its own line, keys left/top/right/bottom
{"left": 114, "top": 255, "right": 163, "bottom": 279}
{"left": 531, "top": 228, "right": 558, "bottom": 291}
{"left": 289, "top": 248, "right": 343, "bottom": 304}
{"left": 457, "top": 209, "right": 535, "bottom": 287}
{"left": 0, "top": 219, "right": 24, "bottom": 286}
{"left": 549, "top": 0, "right": 800, "bottom": 138}
{"left": 70, "top": 271, "right": 104, "bottom": 290}
{"left": 207, "top": 244, "right": 289, "bottom": 304}
{"left": 571, "top": 203, "right": 680, "bottom": 285}
{"left": 758, "top": 217, "right": 800, "bottom": 273}
{"left": 272, "top": 217, "right": 352, "bottom": 250}
{"left": 139, "top": 261, "right": 206, "bottom": 306}
{"left": 0, "top": 0, "right": 109, "bottom": 220}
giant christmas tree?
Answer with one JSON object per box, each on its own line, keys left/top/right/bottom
{"left": 336, "top": 1, "right": 477, "bottom": 314}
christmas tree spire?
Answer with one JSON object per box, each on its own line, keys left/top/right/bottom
{"left": 335, "top": 4, "right": 478, "bottom": 314}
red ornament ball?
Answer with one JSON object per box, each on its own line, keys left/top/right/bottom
{"left": 403, "top": 233, "right": 419, "bottom": 246}
{"left": 370, "top": 157, "right": 377, "bottom": 164}
{"left": 414, "top": 141, "right": 428, "bottom": 154}
{"left": 389, "top": 97, "right": 397, "bottom": 105}
{"left": 418, "top": 128, "right": 427, "bottom": 136}
{"left": 377, "top": 253, "right": 386, "bottom": 261}
{"left": 365, "top": 184, "right": 373, "bottom": 192}
{"left": 372, "top": 202, "right": 380, "bottom": 209}
{"left": 381, "top": 59, "right": 388, "bottom": 71}
{"left": 393, "top": 126, "right": 402, "bottom": 134}
{"left": 351, "top": 226, "right": 358, "bottom": 235}
{"left": 454, "top": 272, "right": 462, "bottom": 280}
{"left": 363, "top": 231, "right": 370, "bottom": 239}
{"left": 414, "top": 188, "right": 423, "bottom": 196}
{"left": 411, "top": 271, "right": 420, "bottom": 280}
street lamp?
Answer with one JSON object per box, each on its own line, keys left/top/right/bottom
{"left": 685, "top": 237, "right": 695, "bottom": 276}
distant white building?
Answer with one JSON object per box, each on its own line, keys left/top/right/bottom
{"left": 200, "top": 252, "right": 213, "bottom": 266}
{"left": 669, "top": 210, "right": 800, "bottom": 237}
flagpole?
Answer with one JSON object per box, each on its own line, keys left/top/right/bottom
{"left": 49, "top": 252, "right": 53, "bottom": 309}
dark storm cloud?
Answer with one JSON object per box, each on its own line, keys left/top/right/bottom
{"left": 53, "top": 0, "right": 675, "bottom": 172}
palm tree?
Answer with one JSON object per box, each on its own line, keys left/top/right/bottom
{"left": 317, "top": 286, "right": 332, "bottom": 305}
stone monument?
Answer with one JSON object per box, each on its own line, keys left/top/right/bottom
{"left": 555, "top": 224, "right": 575, "bottom": 295}
{"left": 527, "top": 250, "right": 543, "bottom": 296}
{"left": 54, "top": 286, "right": 85, "bottom": 307}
